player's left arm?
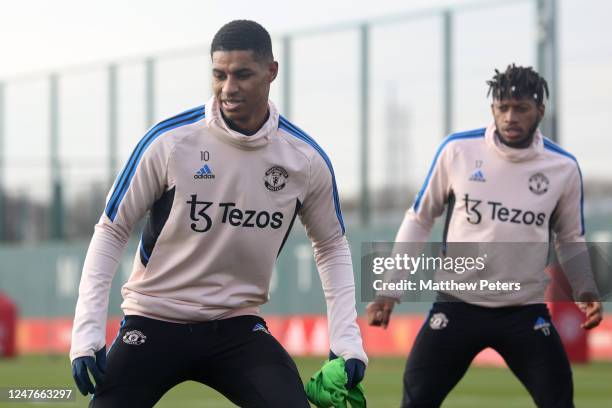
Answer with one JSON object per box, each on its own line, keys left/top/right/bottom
{"left": 552, "top": 161, "right": 603, "bottom": 329}
{"left": 299, "top": 152, "right": 367, "bottom": 388}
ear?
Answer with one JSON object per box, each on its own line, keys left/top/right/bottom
{"left": 537, "top": 103, "right": 545, "bottom": 119}
{"left": 268, "top": 61, "right": 279, "bottom": 83}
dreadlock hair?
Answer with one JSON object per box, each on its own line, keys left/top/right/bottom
{"left": 210, "top": 20, "right": 274, "bottom": 61}
{"left": 486, "top": 64, "right": 549, "bottom": 105}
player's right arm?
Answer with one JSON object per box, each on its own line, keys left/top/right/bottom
{"left": 368, "top": 138, "right": 453, "bottom": 327}
{"left": 396, "top": 138, "right": 454, "bottom": 242}
{"left": 551, "top": 156, "right": 602, "bottom": 329}
{"left": 70, "top": 130, "right": 172, "bottom": 363}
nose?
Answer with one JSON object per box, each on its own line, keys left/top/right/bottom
{"left": 504, "top": 108, "right": 518, "bottom": 124}
{"left": 222, "top": 75, "right": 239, "bottom": 96}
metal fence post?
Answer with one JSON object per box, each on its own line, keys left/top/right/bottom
{"left": 282, "top": 36, "right": 292, "bottom": 120}
{"left": 145, "top": 58, "right": 156, "bottom": 128}
{"left": 108, "top": 64, "right": 118, "bottom": 188}
{"left": 443, "top": 10, "right": 453, "bottom": 137}
{"left": 359, "top": 24, "right": 370, "bottom": 225}
{"left": 0, "top": 82, "right": 5, "bottom": 240}
{"left": 50, "top": 74, "right": 64, "bottom": 240}
{"left": 537, "top": 0, "right": 558, "bottom": 141}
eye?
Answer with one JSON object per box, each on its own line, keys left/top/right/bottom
{"left": 236, "top": 72, "right": 253, "bottom": 80}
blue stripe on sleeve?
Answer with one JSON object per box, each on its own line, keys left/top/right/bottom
{"left": 105, "top": 106, "right": 205, "bottom": 221}
{"left": 278, "top": 116, "right": 345, "bottom": 235}
{"left": 413, "top": 128, "right": 485, "bottom": 212}
{"left": 542, "top": 138, "right": 585, "bottom": 236}
{"left": 106, "top": 106, "right": 203, "bottom": 210}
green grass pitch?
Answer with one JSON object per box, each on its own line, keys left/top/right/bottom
{"left": 0, "top": 355, "right": 611, "bottom": 407}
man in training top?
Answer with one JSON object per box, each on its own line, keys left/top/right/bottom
{"left": 367, "top": 64, "right": 602, "bottom": 408}
{"left": 71, "top": 19, "right": 367, "bottom": 408}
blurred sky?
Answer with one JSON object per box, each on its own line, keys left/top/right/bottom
{"left": 0, "top": 0, "right": 477, "bottom": 77}
{"left": 0, "top": 0, "right": 611, "bottom": 202}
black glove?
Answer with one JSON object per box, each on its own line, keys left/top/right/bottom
{"left": 71, "top": 346, "right": 107, "bottom": 396}
{"left": 329, "top": 350, "right": 366, "bottom": 390}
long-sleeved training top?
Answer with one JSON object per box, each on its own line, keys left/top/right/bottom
{"left": 71, "top": 96, "right": 367, "bottom": 364}
{"left": 387, "top": 124, "right": 593, "bottom": 306}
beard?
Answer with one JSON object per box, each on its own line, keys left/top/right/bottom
{"left": 496, "top": 117, "right": 541, "bottom": 149}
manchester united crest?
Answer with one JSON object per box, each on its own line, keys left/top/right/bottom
{"left": 264, "top": 166, "right": 288, "bottom": 192}
{"left": 429, "top": 313, "right": 449, "bottom": 330}
{"left": 528, "top": 172, "right": 549, "bottom": 195}
{"left": 122, "top": 330, "right": 147, "bottom": 346}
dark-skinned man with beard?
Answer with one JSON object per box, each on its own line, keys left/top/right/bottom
{"left": 367, "top": 64, "right": 602, "bottom": 408}
{"left": 70, "top": 20, "right": 366, "bottom": 408}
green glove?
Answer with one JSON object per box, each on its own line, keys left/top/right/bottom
{"left": 305, "top": 357, "right": 366, "bottom": 408}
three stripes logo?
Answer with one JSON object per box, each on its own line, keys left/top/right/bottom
{"left": 104, "top": 105, "right": 206, "bottom": 221}
{"left": 252, "top": 323, "right": 270, "bottom": 335}
{"left": 194, "top": 164, "right": 215, "bottom": 180}
{"left": 469, "top": 169, "right": 486, "bottom": 182}
{"left": 533, "top": 317, "right": 551, "bottom": 336}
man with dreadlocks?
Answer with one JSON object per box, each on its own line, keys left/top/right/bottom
{"left": 367, "top": 64, "right": 602, "bottom": 407}
{"left": 69, "top": 20, "right": 367, "bottom": 407}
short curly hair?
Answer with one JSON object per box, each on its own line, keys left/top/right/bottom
{"left": 486, "top": 64, "right": 549, "bottom": 105}
{"left": 210, "top": 20, "right": 273, "bottom": 61}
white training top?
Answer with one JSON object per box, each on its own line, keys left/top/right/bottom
{"left": 386, "top": 124, "right": 593, "bottom": 306}
{"left": 70, "top": 96, "right": 367, "bottom": 364}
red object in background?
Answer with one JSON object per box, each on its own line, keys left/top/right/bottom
{"left": 550, "top": 301, "right": 589, "bottom": 362}
{"left": 11, "top": 315, "right": 612, "bottom": 361}
{"left": 0, "top": 292, "right": 18, "bottom": 357}
{"left": 546, "top": 265, "right": 589, "bottom": 363}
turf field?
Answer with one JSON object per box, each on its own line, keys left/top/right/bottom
{"left": 0, "top": 355, "right": 611, "bottom": 407}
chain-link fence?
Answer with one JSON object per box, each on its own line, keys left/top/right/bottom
{"left": 0, "top": 0, "right": 610, "bottom": 242}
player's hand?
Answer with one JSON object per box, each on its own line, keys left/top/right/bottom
{"left": 577, "top": 300, "right": 603, "bottom": 330}
{"left": 329, "top": 351, "right": 365, "bottom": 389}
{"left": 366, "top": 296, "right": 397, "bottom": 329}
{"left": 71, "top": 346, "right": 107, "bottom": 395}
{"left": 344, "top": 358, "right": 366, "bottom": 389}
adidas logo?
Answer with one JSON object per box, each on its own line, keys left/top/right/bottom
{"left": 194, "top": 164, "right": 215, "bottom": 180}
{"left": 252, "top": 323, "right": 270, "bottom": 335}
{"left": 469, "top": 169, "right": 486, "bottom": 182}
{"left": 533, "top": 317, "right": 551, "bottom": 336}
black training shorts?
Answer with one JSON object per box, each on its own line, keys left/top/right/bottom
{"left": 402, "top": 301, "right": 573, "bottom": 408}
{"left": 90, "top": 315, "right": 310, "bottom": 408}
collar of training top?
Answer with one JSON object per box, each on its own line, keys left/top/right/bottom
{"left": 485, "top": 122, "right": 544, "bottom": 163}
{"left": 206, "top": 95, "right": 279, "bottom": 150}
